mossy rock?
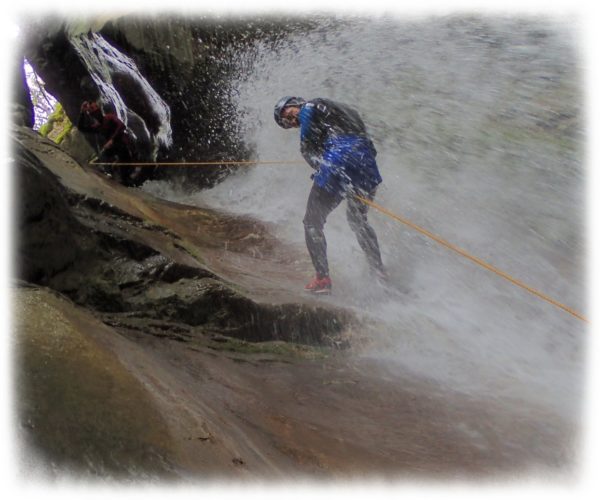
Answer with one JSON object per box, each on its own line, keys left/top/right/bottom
{"left": 39, "top": 102, "right": 73, "bottom": 144}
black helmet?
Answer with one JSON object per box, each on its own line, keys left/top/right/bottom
{"left": 274, "top": 96, "right": 306, "bottom": 128}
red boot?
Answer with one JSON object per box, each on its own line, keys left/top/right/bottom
{"left": 304, "top": 274, "right": 332, "bottom": 294}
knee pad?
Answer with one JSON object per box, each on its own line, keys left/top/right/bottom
{"left": 304, "top": 224, "right": 326, "bottom": 243}
{"left": 303, "top": 217, "right": 324, "bottom": 231}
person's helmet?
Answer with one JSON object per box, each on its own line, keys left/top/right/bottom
{"left": 274, "top": 96, "right": 306, "bottom": 128}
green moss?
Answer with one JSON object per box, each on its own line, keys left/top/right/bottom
{"left": 39, "top": 103, "right": 73, "bottom": 144}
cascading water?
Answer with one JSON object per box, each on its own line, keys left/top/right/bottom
{"left": 70, "top": 32, "right": 173, "bottom": 149}
{"left": 144, "top": 16, "right": 585, "bottom": 420}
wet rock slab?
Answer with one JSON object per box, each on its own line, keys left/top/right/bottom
{"left": 14, "top": 286, "right": 180, "bottom": 480}
{"left": 13, "top": 125, "right": 353, "bottom": 347}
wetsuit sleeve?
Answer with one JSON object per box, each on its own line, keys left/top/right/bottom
{"left": 299, "top": 106, "right": 322, "bottom": 170}
{"left": 106, "top": 114, "right": 126, "bottom": 142}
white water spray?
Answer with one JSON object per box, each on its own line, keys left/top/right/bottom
{"left": 70, "top": 32, "right": 173, "bottom": 148}
{"left": 144, "top": 16, "right": 585, "bottom": 420}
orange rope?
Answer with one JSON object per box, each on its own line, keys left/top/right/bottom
{"left": 89, "top": 159, "right": 304, "bottom": 167}
{"left": 355, "top": 195, "right": 587, "bottom": 323}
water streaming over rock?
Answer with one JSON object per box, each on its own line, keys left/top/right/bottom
{"left": 70, "top": 31, "right": 173, "bottom": 148}
{"left": 143, "top": 16, "right": 585, "bottom": 420}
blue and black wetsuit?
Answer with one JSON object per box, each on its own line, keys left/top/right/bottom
{"left": 298, "top": 98, "right": 384, "bottom": 278}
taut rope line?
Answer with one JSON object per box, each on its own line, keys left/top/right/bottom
{"left": 89, "top": 159, "right": 304, "bottom": 167}
{"left": 355, "top": 195, "right": 586, "bottom": 323}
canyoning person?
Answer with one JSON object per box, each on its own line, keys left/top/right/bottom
{"left": 77, "top": 100, "right": 138, "bottom": 185}
{"left": 274, "top": 96, "right": 386, "bottom": 294}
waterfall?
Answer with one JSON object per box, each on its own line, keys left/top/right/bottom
{"left": 143, "top": 16, "right": 584, "bottom": 420}
{"left": 70, "top": 32, "right": 173, "bottom": 149}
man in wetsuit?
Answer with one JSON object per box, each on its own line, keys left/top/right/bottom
{"left": 78, "top": 101, "right": 135, "bottom": 183}
{"left": 274, "top": 96, "right": 386, "bottom": 294}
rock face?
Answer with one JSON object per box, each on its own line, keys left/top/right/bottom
{"left": 15, "top": 140, "right": 86, "bottom": 284}
{"left": 13, "top": 125, "right": 351, "bottom": 346}
{"left": 19, "top": 15, "right": 316, "bottom": 186}
{"left": 12, "top": 124, "right": 353, "bottom": 478}
{"left": 15, "top": 286, "right": 180, "bottom": 480}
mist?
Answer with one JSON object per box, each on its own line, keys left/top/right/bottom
{"left": 143, "top": 15, "right": 585, "bottom": 420}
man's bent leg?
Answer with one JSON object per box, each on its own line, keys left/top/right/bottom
{"left": 303, "top": 184, "right": 342, "bottom": 277}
